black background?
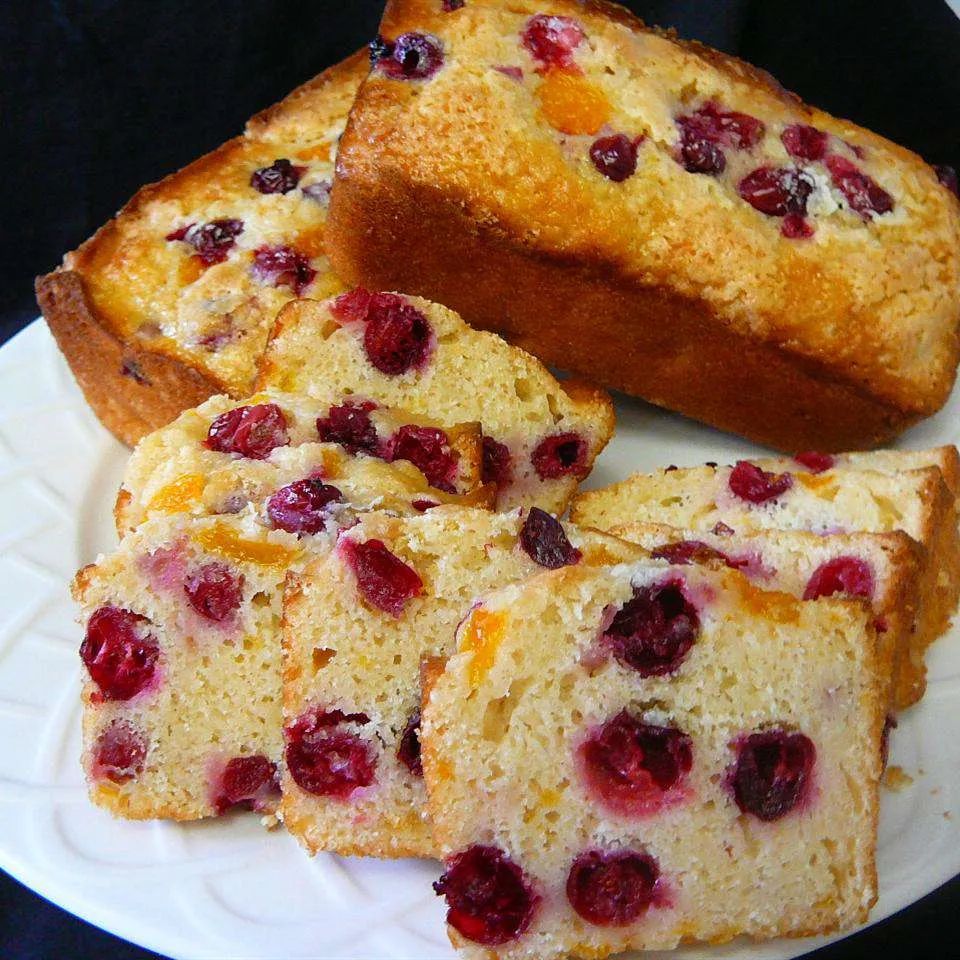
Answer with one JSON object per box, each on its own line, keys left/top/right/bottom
{"left": 2, "top": 1, "right": 959, "bottom": 957}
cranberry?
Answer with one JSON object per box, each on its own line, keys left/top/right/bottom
{"left": 728, "top": 460, "right": 793, "bottom": 504}
{"left": 738, "top": 166, "right": 813, "bottom": 217}
{"left": 481, "top": 436, "right": 512, "bottom": 486}
{"left": 81, "top": 607, "right": 159, "bottom": 702}
{"left": 590, "top": 134, "right": 640, "bottom": 182}
{"left": 341, "top": 539, "right": 424, "bottom": 617}
{"left": 781, "top": 213, "right": 814, "bottom": 238}
{"left": 434, "top": 845, "right": 539, "bottom": 945}
{"left": 184, "top": 562, "right": 244, "bottom": 622}
{"left": 316, "top": 400, "right": 381, "bottom": 456}
{"left": 781, "top": 123, "right": 829, "bottom": 162}
{"left": 267, "top": 479, "right": 342, "bottom": 535}
{"left": 825, "top": 155, "right": 894, "bottom": 218}
{"left": 302, "top": 180, "right": 332, "bottom": 205}
{"left": 250, "top": 158, "right": 304, "bottom": 194}
{"left": 519, "top": 508, "right": 581, "bottom": 569}
{"left": 442, "top": 0, "right": 464, "bottom": 8}
{"left": 371, "top": 32, "right": 444, "bottom": 80}
{"left": 531, "top": 432, "right": 588, "bottom": 479}
{"left": 397, "top": 709, "right": 423, "bottom": 776}
{"left": 603, "top": 580, "right": 699, "bottom": 676}
{"left": 566, "top": 849, "right": 660, "bottom": 926}
{"left": 167, "top": 219, "right": 243, "bottom": 265}
{"left": 803, "top": 556, "right": 875, "bottom": 601}
{"left": 675, "top": 101, "right": 764, "bottom": 175}
{"left": 331, "top": 287, "right": 373, "bottom": 324}
{"left": 92, "top": 720, "right": 148, "bottom": 783}
{"left": 205, "top": 403, "right": 289, "bottom": 460}
{"left": 363, "top": 294, "right": 433, "bottom": 375}
{"left": 412, "top": 499, "right": 439, "bottom": 512}
{"left": 677, "top": 134, "right": 726, "bottom": 175}
{"left": 794, "top": 450, "right": 835, "bottom": 473}
{"left": 521, "top": 14, "right": 584, "bottom": 70}
{"left": 251, "top": 245, "right": 316, "bottom": 296}
{"left": 214, "top": 755, "right": 280, "bottom": 814}
{"left": 388, "top": 425, "right": 458, "bottom": 492}
{"left": 579, "top": 711, "right": 692, "bottom": 815}
{"left": 935, "top": 164, "right": 959, "bottom": 198}
{"left": 285, "top": 707, "right": 376, "bottom": 799}
{"left": 650, "top": 539, "right": 729, "bottom": 566}
{"left": 731, "top": 729, "right": 815, "bottom": 821}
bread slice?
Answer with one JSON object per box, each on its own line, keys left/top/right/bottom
{"left": 257, "top": 292, "right": 615, "bottom": 512}
{"left": 422, "top": 560, "right": 884, "bottom": 958}
{"left": 36, "top": 52, "right": 368, "bottom": 446}
{"left": 280, "top": 506, "right": 642, "bottom": 858}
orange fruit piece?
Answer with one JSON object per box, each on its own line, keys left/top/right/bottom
{"left": 536, "top": 71, "right": 611, "bottom": 135}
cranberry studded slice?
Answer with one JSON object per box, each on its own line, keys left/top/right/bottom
{"left": 81, "top": 607, "right": 160, "bottom": 702}
{"left": 250, "top": 158, "right": 304, "bottom": 194}
{"left": 519, "top": 507, "right": 581, "bottom": 569}
{"left": 362, "top": 293, "right": 433, "bottom": 375}
{"left": 267, "top": 479, "right": 342, "bottom": 535}
{"left": 388, "top": 425, "right": 458, "bottom": 492}
{"left": 738, "top": 166, "right": 813, "bottom": 217}
{"left": 825, "top": 154, "right": 894, "bottom": 218}
{"left": 650, "top": 539, "right": 729, "bottom": 567}
{"left": 590, "top": 134, "right": 641, "bottom": 182}
{"left": 675, "top": 101, "right": 765, "bottom": 175}
{"left": 935, "top": 164, "right": 959, "bottom": 198}
{"left": 521, "top": 14, "right": 584, "bottom": 70}
{"left": 481, "top": 436, "right": 513, "bottom": 486}
{"left": 803, "top": 556, "right": 875, "bottom": 601}
{"left": 579, "top": 710, "right": 692, "bottom": 815}
{"left": 781, "top": 123, "right": 829, "bottom": 162}
{"left": 370, "top": 32, "right": 444, "bottom": 80}
{"left": 531, "top": 432, "right": 588, "bottom": 480}
{"left": 214, "top": 755, "right": 280, "bottom": 814}
{"left": 205, "top": 403, "right": 289, "bottom": 460}
{"left": 341, "top": 538, "right": 424, "bottom": 617}
{"left": 566, "top": 849, "right": 660, "bottom": 926}
{"left": 184, "top": 562, "right": 244, "bottom": 622}
{"left": 316, "top": 400, "right": 382, "bottom": 456}
{"left": 794, "top": 450, "right": 835, "bottom": 473}
{"left": 285, "top": 707, "right": 376, "bottom": 798}
{"left": 434, "top": 845, "right": 540, "bottom": 946}
{"left": 92, "top": 720, "right": 148, "bottom": 783}
{"left": 166, "top": 219, "right": 244, "bottom": 265}
{"left": 728, "top": 460, "right": 793, "bottom": 504}
{"left": 731, "top": 729, "right": 815, "bottom": 821}
{"left": 251, "top": 245, "right": 316, "bottom": 296}
{"left": 397, "top": 708, "right": 423, "bottom": 777}
{"left": 603, "top": 580, "right": 699, "bottom": 676}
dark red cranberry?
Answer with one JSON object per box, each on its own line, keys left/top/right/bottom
{"left": 214, "top": 755, "right": 280, "bottom": 814}
{"left": 603, "top": 580, "right": 699, "bottom": 676}
{"left": 250, "top": 158, "right": 304, "bottom": 194}
{"left": 165, "top": 224, "right": 193, "bottom": 242}
{"left": 267, "top": 479, "right": 342, "bottom": 535}
{"left": 590, "top": 134, "right": 640, "bottom": 182}
{"left": 794, "top": 450, "right": 835, "bottom": 473}
{"left": 397, "top": 709, "right": 423, "bottom": 777}
{"left": 341, "top": 539, "right": 424, "bottom": 617}
{"left": 531, "top": 432, "right": 588, "bottom": 480}
{"left": 675, "top": 101, "right": 764, "bottom": 174}
{"left": 316, "top": 400, "right": 381, "bottom": 456}
{"left": 521, "top": 14, "right": 584, "bottom": 70}
{"left": 728, "top": 460, "right": 793, "bottom": 504}
{"left": 205, "top": 403, "right": 289, "bottom": 460}
{"left": 781, "top": 213, "right": 814, "bottom": 238}
{"left": 442, "top": 0, "right": 465, "bottom": 9}
{"left": 781, "top": 123, "right": 829, "bottom": 162}
{"left": 285, "top": 707, "right": 376, "bottom": 798}
{"left": 302, "top": 180, "right": 333, "bottom": 205}
{"left": 935, "top": 164, "right": 959, "bottom": 198}
{"left": 371, "top": 32, "right": 444, "bottom": 80}
{"left": 412, "top": 499, "right": 439, "bottom": 512}
{"left": 434, "top": 845, "right": 539, "bottom": 945}
{"left": 363, "top": 294, "right": 433, "bottom": 375}
{"left": 738, "top": 166, "right": 813, "bottom": 217}
{"left": 579, "top": 711, "right": 692, "bottom": 815}
{"left": 251, "top": 245, "right": 316, "bottom": 296}
{"left": 650, "top": 539, "right": 729, "bottom": 566}
{"left": 519, "top": 508, "right": 581, "bottom": 569}
{"left": 81, "top": 607, "right": 159, "bottom": 702}
{"left": 331, "top": 287, "right": 373, "bottom": 324}
{"left": 566, "top": 849, "right": 660, "bottom": 925}
{"left": 92, "top": 720, "right": 148, "bottom": 783}
{"left": 731, "top": 729, "right": 815, "bottom": 821}
{"left": 803, "top": 556, "right": 875, "bottom": 601}
{"left": 481, "top": 436, "right": 513, "bottom": 486}
{"left": 677, "top": 133, "right": 726, "bottom": 175}
{"left": 184, "top": 562, "right": 244, "bottom": 622}
{"left": 825, "top": 155, "right": 894, "bottom": 218}
{"left": 388, "top": 425, "right": 458, "bottom": 492}
{"left": 168, "top": 219, "right": 244, "bottom": 265}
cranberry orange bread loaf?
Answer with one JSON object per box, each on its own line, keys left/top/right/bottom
{"left": 257, "top": 291, "right": 615, "bottom": 511}
{"left": 36, "top": 53, "right": 367, "bottom": 446}
{"left": 280, "top": 506, "right": 642, "bottom": 858}
{"left": 116, "top": 390, "right": 490, "bottom": 535}
{"left": 421, "top": 561, "right": 884, "bottom": 957}
{"left": 327, "top": 0, "right": 960, "bottom": 451}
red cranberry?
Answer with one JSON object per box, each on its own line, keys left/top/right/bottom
{"left": 214, "top": 755, "right": 280, "bottom": 814}
{"left": 205, "top": 403, "right": 289, "bottom": 460}
{"left": 167, "top": 219, "right": 244, "bottom": 265}
{"left": 531, "top": 432, "right": 588, "bottom": 480}
{"left": 738, "top": 166, "right": 813, "bottom": 217}
{"left": 781, "top": 213, "right": 814, "bottom": 238}
{"left": 650, "top": 539, "right": 729, "bottom": 566}
{"left": 731, "top": 729, "right": 815, "bottom": 821}
{"left": 434, "top": 845, "right": 539, "bottom": 946}
{"left": 251, "top": 245, "right": 316, "bottom": 296}
{"left": 677, "top": 133, "right": 726, "bottom": 175}
{"left": 184, "top": 562, "right": 244, "bottom": 622}
{"left": 781, "top": 123, "right": 829, "bottom": 162}
{"left": 267, "top": 479, "right": 342, "bottom": 535}
{"left": 250, "top": 158, "right": 304, "bottom": 194}
{"left": 825, "top": 155, "right": 894, "bottom": 218}
{"left": 285, "top": 707, "right": 376, "bottom": 799}
{"left": 728, "top": 460, "right": 793, "bottom": 504}
{"left": 363, "top": 294, "right": 433, "bottom": 375}
{"left": 316, "top": 400, "right": 381, "bottom": 456}
{"left": 521, "top": 14, "right": 584, "bottom": 70}
{"left": 371, "top": 32, "right": 444, "bottom": 80}
{"left": 579, "top": 711, "right": 692, "bottom": 815}
{"left": 81, "top": 607, "right": 159, "bottom": 702}
{"left": 331, "top": 287, "right": 373, "bottom": 324}
{"left": 675, "top": 101, "right": 764, "bottom": 174}
{"left": 603, "top": 580, "right": 699, "bottom": 676}
{"left": 442, "top": 0, "right": 465, "bottom": 9}
{"left": 803, "top": 556, "right": 875, "bottom": 601}
{"left": 794, "top": 450, "right": 835, "bottom": 473}
{"left": 566, "top": 849, "right": 660, "bottom": 925}
{"left": 92, "top": 720, "right": 148, "bottom": 783}
{"left": 935, "top": 164, "right": 959, "bottom": 198}
{"left": 519, "top": 508, "right": 581, "bottom": 569}
{"left": 590, "top": 134, "right": 640, "bottom": 182}
{"left": 481, "top": 436, "right": 513, "bottom": 486}
{"left": 412, "top": 499, "right": 439, "bottom": 512}
{"left": 388, "top": 425, "right": 458, "bottom": 492}
{"left": 341, "top": 539, "right": 424, "bottom": 617}
{"left": 397, "top": 709, "right": 423, "bottom": 777}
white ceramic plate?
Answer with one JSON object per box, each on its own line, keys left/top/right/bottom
{"left": 0, "top": 319, "right": 958, "bottom": 960}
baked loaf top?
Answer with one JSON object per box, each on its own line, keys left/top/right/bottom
{"left": 334, "top": 0, "right": 960, "bottom": 421}
{"left": 422, "top": 559, "right": 883, "bottom": 958}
